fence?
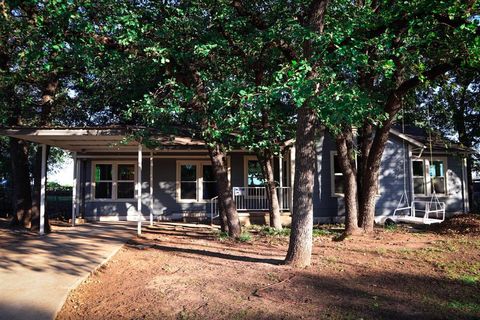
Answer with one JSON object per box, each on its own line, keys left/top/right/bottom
{"left": 0, "top": 185, "right": 73, "bottom": 219}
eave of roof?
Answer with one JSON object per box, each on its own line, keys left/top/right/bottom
{"left": 0, "top": 126, "right": 206, "bottom": 153}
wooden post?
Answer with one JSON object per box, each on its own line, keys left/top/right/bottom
{"left": 137, "top": 144, "right": 142, "bottom": 236}
{"left": 150, "top": 152, "right": 154, "bottom": 226}
{"left": 72, "top": 152, "right": 77, "bottom": 227}
{"left": 40, "top": 144, "right": 47, "bottom": 235}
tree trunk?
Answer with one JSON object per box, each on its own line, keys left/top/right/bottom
{"left": 453, "top": 98, "right": 474, "bottom": 212}
{"left": 9, "top": 138, "right": 32, "bottom": 228}
{"left": 257, "top": 151, "right": 282, "bottom": 230}
{"left": 30, "top": 145, "right": 51, "bottom": 233}
{"left": 358, "top": 123, "right": 392, "bottom": 232}
{"left": 285, "top": 106, "right": 317, "bottom": 267}
{"left": 208, "top": 145, "right": 241, "bottom": 238}
{"left": 335, "top": 131, "right": 360, "bottom": 235}
{"left": 218, "top": 198, "right": 229, "bottom": 234}
{"left": 285, "top": 0, "right": 329, "bottom": 267}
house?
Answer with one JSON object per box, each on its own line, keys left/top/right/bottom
{"left": 0, "top": 125, "right": 471, "bottom": 232}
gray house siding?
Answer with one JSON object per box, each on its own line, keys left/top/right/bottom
{"left": 81, "top": 152, "right": 250, "bottom": 220}
{"left": 313, "top": 134, "right": 341, "bottom": 219}
{"left": 312, "top": 132, "right": 467, "bottom": 222}
{"left": 375, "top": 135, "right": 412, "bottom": 217}
{"left": 77, "top": 135, "right": 467, "bottom": 222}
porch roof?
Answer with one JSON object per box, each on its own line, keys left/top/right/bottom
{"left": 0, "top": 126, "right": 206, "bottom": 153}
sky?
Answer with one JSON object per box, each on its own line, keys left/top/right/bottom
{"left": 49, "top": 155, "right": 74, "bottom": 186}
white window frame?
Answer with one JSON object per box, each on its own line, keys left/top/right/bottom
{"left": 413, "top": 157, "right": 448, "bottom": 196}
{"left": 412, "top": 159, "right": 426, "bottom": 195}
{"left": 330, "top": 151, "right": 345, "bottom": 197}
{"left": 244, "top": 155, "right": 264, "bottom": 188}
{"left": 91, "top": 161, "right": 137, "bottom": 201}
{"left": 330, "top": 151, "right": 374, "bottom": 198}
{"left": 176, "top": 160, "right": 215, "bottom": 203}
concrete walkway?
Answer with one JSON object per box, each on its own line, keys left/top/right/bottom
{"left": 0, "top": 222, "right": 136, "bottom": 320}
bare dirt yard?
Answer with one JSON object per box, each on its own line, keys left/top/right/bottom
{"left": 57, "top": 218, "right": 480, "bottom": 320}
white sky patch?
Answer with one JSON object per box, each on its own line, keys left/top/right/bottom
{"left": 49, "top": 155, "right": 74, "bottom": 186}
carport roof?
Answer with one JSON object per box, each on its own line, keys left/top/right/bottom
{"left": 0, "top": 126, "right": 206, "bottom": 153}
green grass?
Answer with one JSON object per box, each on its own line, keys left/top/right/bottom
{"left": 312, "top": 228, "right": 341, "bottom": 237}
{"left": 216, "top": 231, "right": 229, "bottom": 241}
{"left": 259, "top": 226, "right": 291, "bottom": 237}
{"left": 384, "top": 223, "right": 398, "bottom": 232}
{"left": 238, "top": 232, "right": 252, "bottom": 242}
{"left": 248, "top": 225, "right": 341, "bottom": 238}
{"left": 446, "top": 301, "right": 480, "bottom": 314}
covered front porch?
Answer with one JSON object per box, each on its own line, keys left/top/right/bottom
{"left": 0, "top": 127, "right": 293, "bottom": 235}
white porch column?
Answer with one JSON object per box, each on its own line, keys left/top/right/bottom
{"left": 76, "top": 159, "right": 81, "bottom": 217}
{"left": 289, "top": 146, "right": 295, "bottom": 211}
{"left": 408, "top": 145, "right": 415, "bottom": 203}
{"left": 71, "top": 152, "right": 77, "bottom": 227}
{"left": 40, "top": 144, "right": 47, "bottom": 235}
{"left": 279, "top": 152, "right": 283, "bottom": 212}
{"left": 150, "top": 152, "right": 154, "bottom": 226}
{"left": 137, "top": 143, "right": 143, "bottom": 236}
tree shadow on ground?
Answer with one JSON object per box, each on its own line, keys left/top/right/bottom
{"left": 258, "top": 270, "right": 480, "bottom": 320}
{"left": 0, "top": 221, "right": 135, "bottom": 275}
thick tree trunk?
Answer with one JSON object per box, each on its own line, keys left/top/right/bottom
{"left": 358, "top": 123, "right": 392, "bottom": 232}
{"left": 257, "top": 151, "right": 282, "bottom": 230}
{"left": 218, "top": 198, "right": 229, "bottom": 234}
{"left": 9, "top": 138, "right": 32, "bottom": 227}
{"left": 208, "top": 145, "right": 241, "bottom": 238}
{"left": 30, "top": 145, "right": 51, "bottom": 233}
{"left": 285, "top": 106, "right": 317, "bottom": 267}
{"left": 454, "top": 100, "right": 474, "bottom": 212}
{"left": 336, "top": 131, "right": 360, "bottom": 235}
{"left": 285, "top": 0, "right": 329, "bottom": 267}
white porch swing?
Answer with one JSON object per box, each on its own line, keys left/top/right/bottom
{"left": 386, "top": 110, "right": 446, "bottom": 226}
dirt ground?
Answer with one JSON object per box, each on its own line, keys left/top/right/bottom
{"left": 57, "top": 222, "right": 480, "bottom": 320}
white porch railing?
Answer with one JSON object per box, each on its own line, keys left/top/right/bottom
{"left": 210, "top": 187, "right": 291, "bottom": 224}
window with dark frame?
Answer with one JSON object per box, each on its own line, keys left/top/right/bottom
{"left": 332, "top": 154, "right": 344, "bottom": 195}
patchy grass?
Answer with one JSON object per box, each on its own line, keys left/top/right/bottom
{"left": 237, "top": 232, "right": 252, "bottom": 242}
{"left": 59, "top": 224, "right": 480, "bottom": 320}
{"left": 446, "top": 301, "right": 480, "bottom": 314}
{"left": 246, "top": 225, "right": 342, "bottom": 238}
{"left": 216, "top": 231, "right": 229, "bottom": 241}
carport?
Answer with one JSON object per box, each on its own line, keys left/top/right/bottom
{"left": 0, "top": 127, "right": 205, "bottom": 236}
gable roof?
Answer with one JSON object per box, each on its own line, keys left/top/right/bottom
{"left": 390, "top": 126, "right": 474, "bottom": 154}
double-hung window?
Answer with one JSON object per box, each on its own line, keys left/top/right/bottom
{"left": 331, "top": 152, "right": 345, "bottom": 196}
{"left": 243, "top": 156, "right": 267, "bottom": 197}
{"left": 245, "top": 157, "right": 264, "bottom": 187}
{"left": 412, "top": 160, "right": 426, "bottom": 194}
{"left": 93, "top": 162, "right": 136, "bottom": 200}
{"left": 412, "top": 158, "right": 447, "bottom": 195}
{"left": 177, "top": 161, "right": 217, "bottom": 202}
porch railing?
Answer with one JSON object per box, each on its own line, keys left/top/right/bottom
{"left": 210, "top": 187, "right": 291, "bottom": 224}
